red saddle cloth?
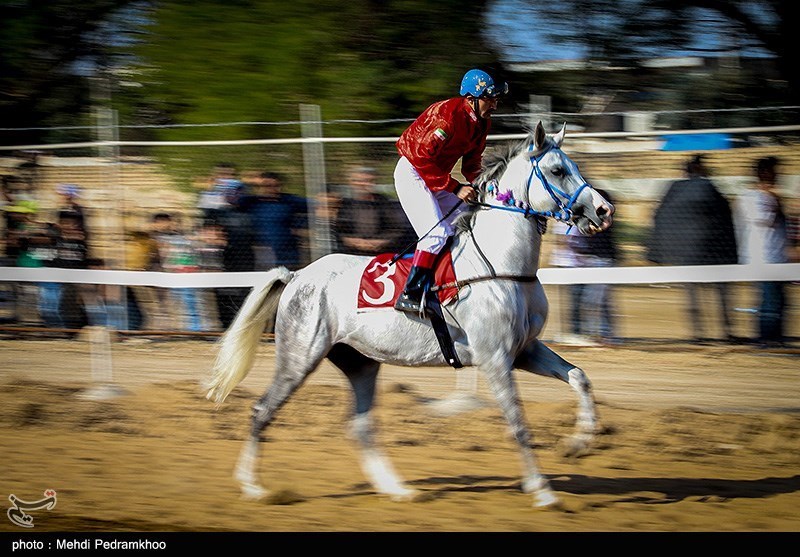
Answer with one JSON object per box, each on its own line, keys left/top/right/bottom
{"left": 357, "top": 251, "right": 458, "bottom": 310}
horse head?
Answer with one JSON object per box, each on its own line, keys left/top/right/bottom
{"left": 490, "top": 121, "right": 614, "bottom": 235}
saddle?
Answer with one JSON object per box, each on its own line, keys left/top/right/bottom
{"left": 357, "top": 248, "right": 463, "bottom": 369}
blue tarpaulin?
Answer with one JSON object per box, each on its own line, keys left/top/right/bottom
{"left": 661, "top": 133, "right": 732, "bottom": 151}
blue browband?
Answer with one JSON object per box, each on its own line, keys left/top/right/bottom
{"left": 480, "top": 144, "right": 591, "bottom": 226}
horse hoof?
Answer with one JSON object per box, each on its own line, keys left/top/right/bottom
{"left": 532, "top": 490, "right": 561, "bottom": 509}
{"left": 388, "top": 488, "right": 420, "bottom": 502}
{"left": 240, "top": 483, "right": 269, "bottom": 501}
{"left": 561, "top": 436, "right": 592, "bottom": 459}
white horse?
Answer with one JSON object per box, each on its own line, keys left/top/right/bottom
{"left": 206, "top": 121, "right": 614, "bottom": 508}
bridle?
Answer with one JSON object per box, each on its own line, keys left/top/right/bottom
{"left": 436, "top": 142, "right": 594, "bottom": 293}
{"left": 472, "top": 143, "right": 592, "bottom": 227}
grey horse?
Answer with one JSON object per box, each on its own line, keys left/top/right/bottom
{"left": 206, "top": 121, "right": 615, "bottom": 508}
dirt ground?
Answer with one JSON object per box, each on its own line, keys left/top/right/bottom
{"left": 1, "top": 332, "right": 799, "bottom": 533}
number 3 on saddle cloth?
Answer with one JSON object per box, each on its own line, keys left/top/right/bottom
{"left": 358, "top": 250, "right": 463, "bottom": 368}
{"left": 358, "top": 251, "right": 458, "bottom": 310}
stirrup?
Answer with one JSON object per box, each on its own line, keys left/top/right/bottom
{"left": 394, "top": 294, "right": 423, "bottom": 314}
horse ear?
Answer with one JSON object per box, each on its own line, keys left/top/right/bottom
{"left": 533, "top": 121, "right": 547, "bottom": 150}
{"left": 552, "top": 122, "right": 567, "bottom": 147}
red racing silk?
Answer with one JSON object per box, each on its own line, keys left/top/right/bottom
{"left": 396, "top": 97, "right": 490, "bottom": 192}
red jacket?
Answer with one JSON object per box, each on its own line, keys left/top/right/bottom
{"left": 396, "top": 97, "right": 490, "bottom": 192}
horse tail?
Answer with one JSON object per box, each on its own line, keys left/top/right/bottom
{"left": 205, "top": 266, "right": 293, "bottom": 405}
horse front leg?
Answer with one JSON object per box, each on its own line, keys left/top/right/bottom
{"left": 482, "top": 363, "right": 559, "bottom": 508}
{"left": 514, "top": 340, "right": 598, "bottom": 456}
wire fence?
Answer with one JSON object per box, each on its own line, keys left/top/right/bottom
{"left": 0, "top": 111, "right": 798, "bottom": 348}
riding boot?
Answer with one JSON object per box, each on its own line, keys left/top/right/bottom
{"left": 394, "top": 265, "right": 434, "bottom": 314}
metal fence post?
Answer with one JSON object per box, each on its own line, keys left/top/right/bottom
{"left": 300, "top": 103, "right": 332, "bottom": 262}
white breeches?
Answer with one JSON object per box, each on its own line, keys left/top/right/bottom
{"left": 393, "top": 157, "right": 465, "bottom": 255}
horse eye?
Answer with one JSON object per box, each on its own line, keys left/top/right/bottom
{"left": 551, "top": 167, "right": 565, "bottom": 177}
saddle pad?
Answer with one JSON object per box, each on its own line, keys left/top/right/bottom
{"left": 357, "top": 252, "right": 458, "bottom": 310}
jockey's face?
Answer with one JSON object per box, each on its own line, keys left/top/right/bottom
{"left": 476, "top": 96, "right": 498, "bottom": 120}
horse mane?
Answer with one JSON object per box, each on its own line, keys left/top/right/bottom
{"left": 452, "top": 133, "right": 531, "bottom": 234}
{"left": 475, "top": 137, "right": 527, "bottom": 191}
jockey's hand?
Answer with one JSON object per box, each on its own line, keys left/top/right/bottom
{"left": 455, "top": 183, "right": 477, "bottom": 203}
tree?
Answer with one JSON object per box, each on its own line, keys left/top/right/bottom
{"left": 107, "top": 1, "right": 513, "bottom": 187}
{"left": 122, "top": 0, "right": 506, "bottom": 141}
{"left": 0, "top": 0, "right": 146, "bottom": 146}
{"left": 525, "top": 0, "right": 797, "bottom": 104}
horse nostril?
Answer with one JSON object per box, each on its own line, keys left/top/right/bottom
{"left": 596, "top": 205, "right": 609, "bottom": 217}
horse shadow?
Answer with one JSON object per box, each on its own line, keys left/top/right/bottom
{"left": 547, "top": 474, "right": 800, "bottom": 504}
{"left": 330, "top": 474, "right": 800, "bottom": 504}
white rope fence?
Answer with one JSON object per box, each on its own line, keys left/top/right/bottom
{"left": 1, "top": 264, "right": 796, "bottom": 406}
{"left": 1, "top": 263, "right": 798, "bottom": 288}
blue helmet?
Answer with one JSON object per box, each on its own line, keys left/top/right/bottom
{"left": 460, "top": 69, "right": 508, "bottom": 98}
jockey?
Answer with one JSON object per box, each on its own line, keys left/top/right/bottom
{"left": 393, "top": 68, "right": 508, "bottom": 313}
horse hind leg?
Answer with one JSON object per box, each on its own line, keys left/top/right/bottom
{"left": 514, "top": 340, "right": 598, "bottom": 456}
{"left": 328, "top": 343, "right": 417, "bottom": 501}
{"left": 235, "top": 340, "right": 329, "bottom": 501}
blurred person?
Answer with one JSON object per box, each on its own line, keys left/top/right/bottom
{"left": 548, "top": 222, "right": 600, "bottom": 347}
{"left": 4, "top": 199, "right": 52, "bottom": 325}
{"left": 313, "top": 189, "right": 342, "bottom": 254}
{"left": 242, "top": 171, "right": 308, "bottom": 270}
{"left": 735, "top": 156, "right": 790, "bottom": 347}
{"left": 2, "top": 175, "right": 37, "bottom": 260}
{"left": 35, "top": 185, "right": 90, "bottom": 332}
{"left": 48, "top": 210, "right": 90, "bottom": 332}
{"left": 393, "top": 68, "right": 508, "bottom": 313}
{"left": 29, "top": 218, "right": 61, "bottom": 329}
{"left": 647, "top": 155, "right": 739, "bottom": 344}
{"left": 124, "top": 218, "right": 166, "bottom": 331}
{"left": 55, "top": 183, "right": 89, "bottom": 242}
{"left": 0, "top": 177, "right": 17, "bottom": 320}
{"left": 197, "top": 162, "right": 244, "bottom": 223}
{"left": 210, "top": 183, "right": 257, "bottom": 329}
{"left": 80, "top": 257, "right": 126, "bottom": 330}
{"left": 334, "top": 166, "right": 415, "bottom": 257}
{"left": 564, "top": 188, "right": 621, "bottom": 345}
{"left": 3, "top": 193, "right": 42, "bottom": 264}
{"left": 152, "top": 212, "right": 202, "bottom": 332}
{"left": 194, "top": 220, "right": 227, "bottom": 332}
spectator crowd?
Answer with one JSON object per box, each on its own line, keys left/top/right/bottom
{"left": 0, "top": 154, "right": 797, "bottom": 347}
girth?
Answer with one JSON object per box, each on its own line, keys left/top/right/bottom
{"left": 430, "top": 274, "right": 538, "bottom": 293}
{"left": 426, "top": 274, "right": 538, "bottom": 369}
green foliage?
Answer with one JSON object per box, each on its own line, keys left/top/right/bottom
{"left": 115, "top": 0, "right": 502, "bottom": 184}
{"left": 0, "top": 0, "right": 140, "bottom": 145}
{"left": 126, "top": 0, "right": 500, "bottom": 141}
{"left": 526, "top": 0, "right": 798, "bottom": 105}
